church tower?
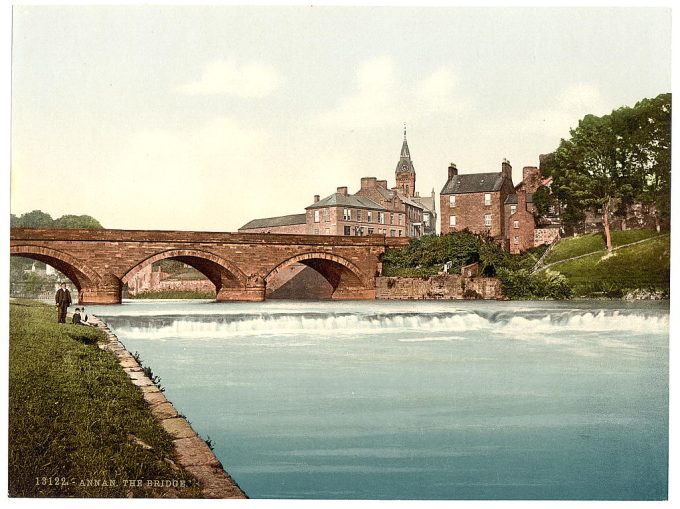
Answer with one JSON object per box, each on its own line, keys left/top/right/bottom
{"left": 395, "top": 125, "right": 416, "bottom": 198}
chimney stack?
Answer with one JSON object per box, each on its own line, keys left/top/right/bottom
{"left": 377, "top": 179, "right": 388, "bottom": 189}
{"left": 518, "top": 189, "right": 527, "bottom": 211}
{"left": 337, "top": 186, "right": 348, "bottom": 196}
{"left": 360, "top": 177, "right": 377, "bottom": 189}
{"left": 501, "top": 158, "right": 512, "bottom": 180}
{"left": 448, "top": 162, "right": 458, "bottom": 179}
{"left": 313, "top": 194, "right": 320, "bottom": 203}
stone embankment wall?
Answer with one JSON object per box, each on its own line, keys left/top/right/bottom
{"left": 91, "top": 316, "right": 246, "bottom": 499}
{"left": 376, "top": 275, "right": 502, "bottom": 300}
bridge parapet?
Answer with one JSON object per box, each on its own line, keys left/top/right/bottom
{"left": 10, "top": 228, "right": 404, "bottom": 304}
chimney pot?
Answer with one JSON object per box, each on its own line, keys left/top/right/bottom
{"left": 314, "top": 194, "right": 320, "bottom": 203}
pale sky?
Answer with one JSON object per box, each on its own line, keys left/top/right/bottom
{"left": 10, "top": 6, "right": 671, "bottom": 232}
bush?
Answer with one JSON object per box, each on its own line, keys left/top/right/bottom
{"left": 497, "top": 268, "right": 572, "bottom": 300}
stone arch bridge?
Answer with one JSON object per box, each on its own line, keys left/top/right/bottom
{"left": 10, "top": 228, "right": 409, "bottom": 304}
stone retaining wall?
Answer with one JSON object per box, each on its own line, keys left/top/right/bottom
{"left": 91, "top": 316, "right": 246, "bottom": 499}
{"left": 376, "top": 275, "right": 502, "bottom": 300}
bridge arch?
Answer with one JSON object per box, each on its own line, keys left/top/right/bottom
{"left": 10, "top": 244, "right": 102, "bottom": 290}
{"left": 121, "top": 248, "right": 248, "bottom": 294}
{"left": 265, "top": 252, "right": 369, "bottom": 299}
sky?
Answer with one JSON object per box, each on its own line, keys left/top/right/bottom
{"left": 9, "top": 5, "right": 672, "bottom": 232}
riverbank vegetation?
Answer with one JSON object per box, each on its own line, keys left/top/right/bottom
{"left": 381, "top": 228, "right": 669, "bottom": 300}
{"left": 538, "top": 233, "right": 670, "bottom": 298}
{"left": 9, "top": 299, "right": 202, "bottom": 498}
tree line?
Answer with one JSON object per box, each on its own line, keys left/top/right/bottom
{"left": 541, "top": 92, "right": 671, "bottom": 253}
{"left": 11, "top": 210, "right": 103, "bottom": 229}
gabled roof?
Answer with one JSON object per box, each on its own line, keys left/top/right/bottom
{"left": 440, "top": 172, "right": 507, "bottom": 195}
{"left": 505, "top": 193, "right": 535, "bottom": 205}
{"left": 239, "top": 213, "right": 306, "bottom": 230}
{"left": 306, "top": 193, "right": 384, "bottom": 211}
{"left": 412, "top": 195, "right": 436, "bottom": 213}
{"left": 397, "top": 193, "right": 425, "bottom": 210}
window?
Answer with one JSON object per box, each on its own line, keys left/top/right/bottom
{"left": 514, "top": 236, "right": 519, "bottom": 245}
{"left": 449, "top": 195, "right": 456, "bottom": 207}
{"left": 343, "top": 226, "right": 351, "bottom": 235}
{"left": 484, "top": 214, "right": 492, "bottom": 226}
{"left": 379, "top": 212, "right": 385, "bottom": 224}
{"left": 324, "top": 208, "right": 330, "bottom": 221}
{"left": 484, "top": 193, "right": 491, "bottom": 206}
{"left": 356, "top": 210, "right": 362, "bottom": 221}
{"left": 510, "top": 205, "right": 516, "bottom": 215}
{"left": 367, "top": 211, "right": 372, "bottom": 223}
{"left": 513, "top": 220, "right": 519, "bottom": 229}
{"left": 390, "top": 229, "right": 396, "bottom": 237}
{"left": 314, "top": 210, "right": 320, "bottom": 223}
{"left": 368, "top": 227, "right": 374, "bottom": 235}
{"left": 398, "top": 230, "right": 402, "bottom": 236}
{"left": 343, "top": 209, "right": 351, "bottom": 221}
{"left": 390, "top": 213, "right": 394, "bottom": 225}
{"left": 449, "top": 215, "right": 457, "bottom": 227}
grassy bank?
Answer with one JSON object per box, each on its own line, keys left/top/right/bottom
{"left": 543, "top": 229, "right": 661, "bottom": 265}
{"left": 540, "top": 233, "right": 670, "bottom": 297}
{"left": 9, "top": 299, "right": 203, "bottom": 498}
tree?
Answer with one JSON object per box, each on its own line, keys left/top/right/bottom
{"left": 53, "top": 214, "right": 103, "bottom": 229}
{"left": 627, "top": 93, "right": 671, "bottom": 232}
{"left": 532, "top": 186, "right": 552, "bottom": 217}
{"left": 550, "top": 113, "right": 635, "bottom": 254}
{"left": 13, "top": 210, "right": 54, "bottom": 228}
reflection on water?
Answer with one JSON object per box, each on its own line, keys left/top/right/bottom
{"left": 92, "top": 300, "right": 669, "bottom": 500}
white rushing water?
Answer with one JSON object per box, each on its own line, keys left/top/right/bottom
{"left": 92, "top": 299, "right": 669, "bottom": 500}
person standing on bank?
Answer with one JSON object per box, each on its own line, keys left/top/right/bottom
{"left": 55, "top": 282, "right": 72, "bottom": 324}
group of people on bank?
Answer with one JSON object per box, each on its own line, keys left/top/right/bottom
{"left": 54, "top": 282, "right": 95, "bottom": 326}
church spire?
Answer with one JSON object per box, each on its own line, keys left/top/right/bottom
{"left": 396, "top": 124, "right": 414, "bottom": 173}
{"left": 395, "top": 124, "right": 416, "bottom": 197}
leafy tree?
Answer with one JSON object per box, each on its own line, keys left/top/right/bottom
{"left": 627, "top": 93, "right": 671, "bottom": 232}
{"left": 13, "top": 210, "right": 54, "bottom": 228}
{"left": 532, "top": 186, "right": 552, "bottom": 217}
{"left": 53, "top": 214, "right": 103, "bottom": 229}
{"left": 550, "top": 112, "right": 635, "bottom": 254}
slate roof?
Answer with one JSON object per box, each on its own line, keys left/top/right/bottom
{"left": 504, "top": 193, "right": 535, "bottom": 205}
{"left": 440, "top": 172, "right": 507, "bottom": 195}
{"left": 398, "top": 193, "right": 425, "bottom": 210}
{"left": 306, "top": 193, "right": 384, "bottom": 211}
{"left": 239, "top": 213, "right": 306, "bottom": 230}
{"left": 412, "top": 195, "right": 436, "bottom": 214}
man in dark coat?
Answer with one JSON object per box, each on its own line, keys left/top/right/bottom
{"left": 55, "top": 282, "right": 72, "bottom": 323}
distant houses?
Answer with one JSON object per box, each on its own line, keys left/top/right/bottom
{"left": 239, "top": 129, "right": 437, "bottom": 238}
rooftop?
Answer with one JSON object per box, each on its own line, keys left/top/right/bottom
{"left": 306, "top": 193, "right": 384, "bottom": 211}
{"left": 239, "top": 213, "right": 306, "bottom": 230}
{"left": 440, "top": 172, "right": 507, "bottom": 195}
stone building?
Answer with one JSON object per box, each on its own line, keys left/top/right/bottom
{"left": 305, "top": 187, "right": 393, "bottom": 236}
{"left": 439, "top": 159, "right": 515, "bottom": 244}
{"left": 239, "top": 127, "right": 434, "bottom": 238}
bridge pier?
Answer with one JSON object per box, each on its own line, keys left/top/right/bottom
{"left": 216, "top": 280, "right": 266, "bottom": 302}
{"left": 79, "top": 287, "right": 122, "bottom": 305}
{"left": 331, "top": 287, "right": 376, "bottom": 300}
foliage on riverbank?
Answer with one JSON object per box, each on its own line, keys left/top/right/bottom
{"left": 127, "top": 290, "right": 216, "bottom": 300}
{"left": 541, "top": 234, "right": 670, "bottom": 298}
{"left": 8, "top": 299, "right": 202, "bottom": 498}
{"left": 381, "top": 231, "right": 547, "bottom": 277}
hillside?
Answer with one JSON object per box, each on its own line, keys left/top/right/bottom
{"left": 536, "top": 230, "right": 670, "bottom": 297}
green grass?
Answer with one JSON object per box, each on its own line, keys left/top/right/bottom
{"left": 129, "top": 290, "right": 216, "bottom": 299}
{"left": 9, "top": 300, "right": 203, "bottom": 498}
{"left": 544, "top": 229, "right": 660, "bottom": 265}
{"left": 542, "top": 235, "right": 670, "bottom": 297}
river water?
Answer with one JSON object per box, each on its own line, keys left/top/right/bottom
{"left": 91, "top": 299, "right": 668, "bottom": 500}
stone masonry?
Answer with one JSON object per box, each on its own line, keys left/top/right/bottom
{"left": 10, "top": 228, "right": 410, "bottom": 304}
{"left": 375, "top": 275, "right": 502, "bottom": 300}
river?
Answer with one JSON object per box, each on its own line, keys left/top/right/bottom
{"left": 90, "top": 299, "right": 669, "bottom": 500}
